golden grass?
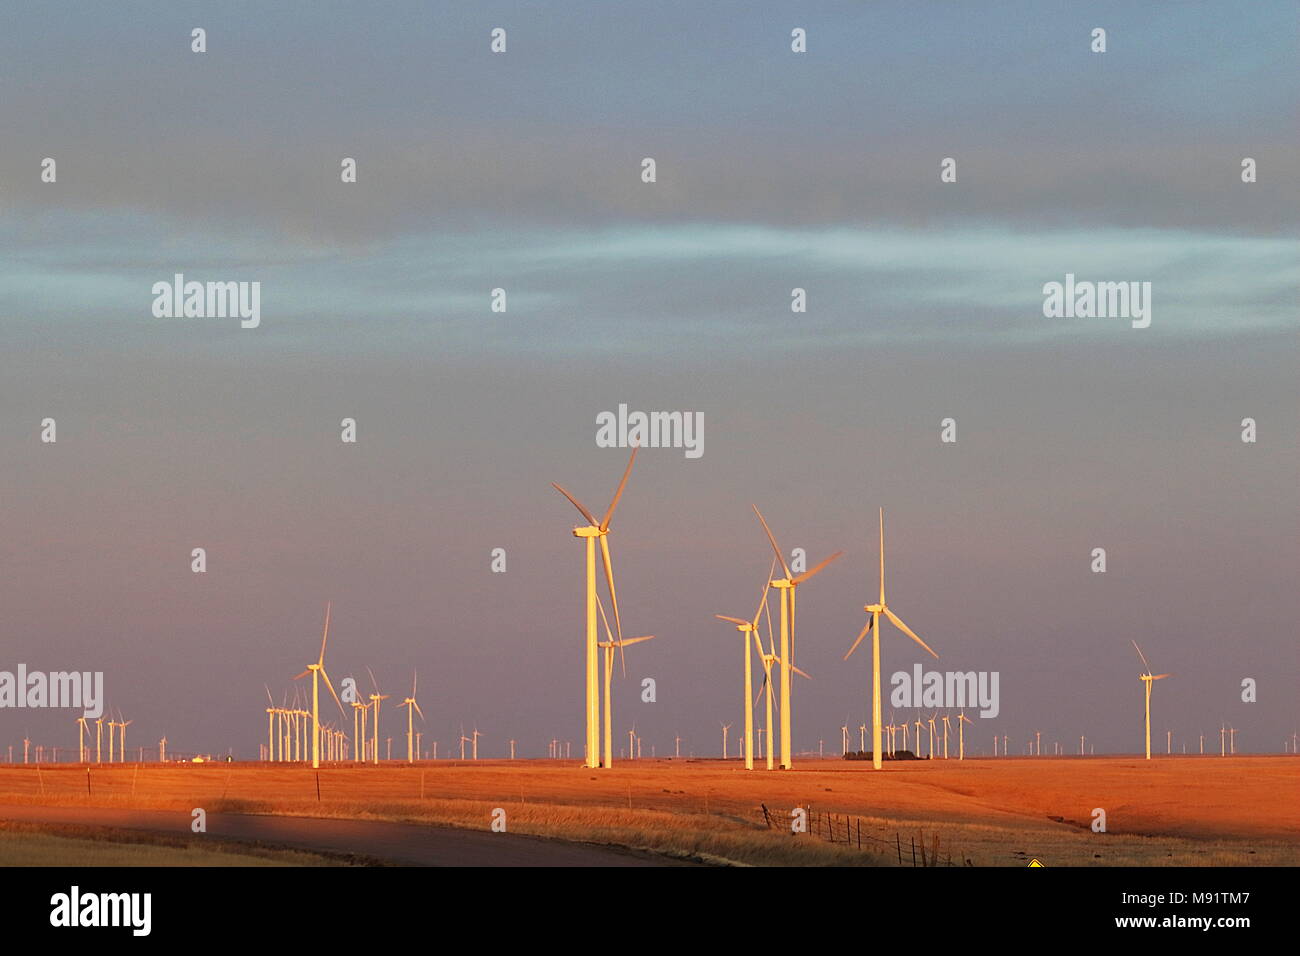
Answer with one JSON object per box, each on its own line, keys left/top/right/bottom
{"left": 0, "top": 821, "right": 347, "bottom": 867}
{"left": 2, "top": 755, "right": 1296, "bottom": 866}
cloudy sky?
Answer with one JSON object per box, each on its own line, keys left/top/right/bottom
{"left": 2, "top": 2, "right": 1296, "bottom": 759}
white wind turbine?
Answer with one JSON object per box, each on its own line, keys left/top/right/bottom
{"left": 1131, "top": 641, "right": 1171, "bottom": 760}
{"left": 844, "top": 509, "right": 939, "bottom": 769}
{"left": 293, "top": 602, "right": 347, "bottom": 769}
{"left": 396, "top": 671, "right": 425, "bottom": 763}
{"left": 366, "top": 668, "right": 390, "bottom": 764}
{"left": 596, "top": 594, "right": 654, "bottom": 768}
{"left": 751, "top": 598, "right": 810, "bottom": 771}
{"left": 75, "top": 717, "right": 88, "bottom": 763}
{"left": 752, "top": 506, "right": 842, "bottom": 769}
{"left": 714, "top": 559, "right": 776, "bottom": 771}
{"left": 957, "top": 711, "right": 972, "bottom": 760}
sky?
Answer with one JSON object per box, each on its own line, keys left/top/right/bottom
{"left": 1, "top": 2, "right": 1297, "bottom": 760}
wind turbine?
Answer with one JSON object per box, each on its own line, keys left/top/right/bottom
{"left": 552, "top": 444, "right": 640, "bottom": 770}
{"left": 1131, "top": 641, "right": 1171, "bottom": 760}
{"left": 720, "top": 722, "right": 731, "bottom": 758}
{"left": 118, "top": 714, "right": 132, "bottom": 764}
{"left": 941, "top": 714, "right": 951, "bottom": 759}
{"left": 596, "top": 593, "right": 654, "bottom": 768}
{"left": 752, "top": 505, "right": 842, "bottom": 769}
{"left": 751, "top": 610, "right": 809, "bottom": 770}
{"left": 957, "top": 710, "right": 972, "bottom": 760}
{"left": 293, "top": 602, "right": 347, "bottom": 769}
{"left": 366, "top": 668, "right": 389, "bottom": 764}
{"left": 75, "top": 717, "right": 88, "bottom": 763}
{"left": 459, "top": 725, "right": 470, "bottom": 761}
{"left": 927, "top": 713, "right": 937, "bottom": 759}
{"left": 844, "top": 508, "right": 939, "bottom": 770}
{"left": 95, "top": 717, "right": 103, "bottom": 763}
{"left": 396, "top": 671, "right": 425, "bottom": 763}
{"left": 1228, "top": 726, "right": 1237, "bottom": 754}
{"left": 714, "top": 559, "right": 775, "bottom": 771}
{"left": 472, "top": 727, "right": 482, "bottom": 760}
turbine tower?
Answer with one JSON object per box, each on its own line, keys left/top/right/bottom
{"left": 752, "top": 505, "right": 842, "bottom": 769}
{"left": 844, "top": 508, "right": 939, "bottom": 770}
{"left": 396, "top": 671, "right": 425, "bottom": 763}
{"left": 714, "top": 559, "right": 775, "bottom": 771}
{"left": 552, "top": 445, "right": 640, "bottom": 769}
{"left": 1132, "top": 640, "right": 1171, "bottom": 760}
{"left": 596, "top": 594, "right": 654, "bottom": 769}
{"left": 293, "top": 602, "right": 346, "bottom": 769}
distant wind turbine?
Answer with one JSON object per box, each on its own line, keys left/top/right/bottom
{"left": 1131, "top": 641, "right": 1171, "bottom": 760}
{"left": 292, "top": 602, "right": 347, "bottom": 769}
{"left": 752, "top": 505, "right": 842, "bottom": 769}
{"left": 844, "top": 508, "right": 938, "bottom": 770}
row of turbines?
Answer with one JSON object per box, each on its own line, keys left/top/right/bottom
{"left": 558, "top": 447, "right": 1291, "bottom": 771}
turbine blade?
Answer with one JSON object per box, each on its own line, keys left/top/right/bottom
{"left": 320, "top": 668, "right": 346, "bottom": 717}
{"left": 1152, "top": 673, "right": 1172, "bottom": 680}
{"left": 414, "top": 701, "right": 425, "bottom": 720}
{"left": 366, "top": 665, "right": 381, "bottom": 695}
{"left": 551, "top": 482, "right": 598, "bottom": 527}
{"left": 791, "top": 550, "right": 844, "bottom": 585}
{"left": 884, "top": 607, "right": 939, "bottom": 659}
{"left": 843, "top": 618, "right": 873, "bottom": 661}
{"left": 1131, "top": 639, "right": 1151, "bottom": 673}
{"left": 773, "top": 656, "right": 812, "bottom": 680}
{"left": 293, "top": 670, "right": 310, "bottom": 680}
{"left": 752, "top": 558, "right": 777, "bottom": 627}
{"left": 599, "top": 443, "right": 638, "bottom": 531}
{"left": 879, "top": 507, "right": 885, "bottom": 605}
{"left": 751, "top": 505, "right": 792, "bottom": 579}
{"left": 599, "top": 535, "right": 623, "bottom": 643}
{"left": 715, "top": 615, "right": 749, "bottom": 626}
{"left": 318, "top": 600, "right": 331, "bottom": 666}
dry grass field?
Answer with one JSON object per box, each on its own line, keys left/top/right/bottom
{"left": 0, "top": 820, "right": 345, "bottom": 866}
{"left": 1, "top": 755, "right": 1296, "bottom": 866}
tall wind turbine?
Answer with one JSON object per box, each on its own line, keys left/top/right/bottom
{"left": 596, "top": 593, "right": 654, "bottom": 768}
{"left": 396, "top": 671, "right": 425, "bottom": 763}
{"left": 75, "top": 717, "right": 88, "bottom": 763}
{"left": 957, "top": 710, "right": 972, "bottom": 760}
{"left": 714, "top": 559, "right": 775, "bottom": 771}
{"left": 752, "top": 505, "right": 842, "bottom": 769}
{"left": 366, "top": 667, "right": 389, "bottom": 765}
{"left": 844, "top": 508, "right": 939, "bottom": 770}
{"left": 1131, "top": 641, "right": 1171, "bottom": 760}
{"left": 552, "top": 444, "right": 640, "bottom": 770}
{"left": 294, "top": 602, "right": 347, "bottom": 769}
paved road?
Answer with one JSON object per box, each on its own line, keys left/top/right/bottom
{"left": 0, "top": 805, "right": 691, "bottom": 866}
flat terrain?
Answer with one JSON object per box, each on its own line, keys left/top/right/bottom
{"left": 0, "top": 805, "right": 682, "bottom": 867}
{"left": 1, "top": 756, "right": 1296, "bottom": 866}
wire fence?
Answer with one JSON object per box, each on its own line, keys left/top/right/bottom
{"left": 760, "top": 803, "right": 973, "bottom": 866}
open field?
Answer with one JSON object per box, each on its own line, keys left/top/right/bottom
{"left": 1, "top": 756, "right": 1296, "bottom": 866}
{"left": 0, "top": 820, "right": 346, "bottom": 866}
